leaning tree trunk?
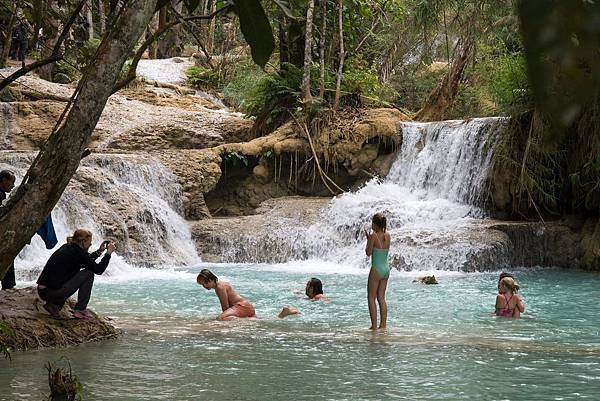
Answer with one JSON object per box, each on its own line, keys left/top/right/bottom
{"left": 0, "top": 0, "right": 158, "bottom": 279}
{"left": 414, "top": 37, "right": 474, "bottom": 121}
{"left": 301, "top": 0, "right": 315, "bottom": 102}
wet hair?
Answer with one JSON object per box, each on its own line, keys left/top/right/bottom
{"left": 197, "top": 269, "right": 218, "bottom": 284}
{"left": 498, "top": 272, "right": 514, "bottom": 282}
{"left": 500, "top": 277, "right": 520, "bottom": 293}
{"left": 71, "top": 229, "right": 92, "bottom": 248}
{"left": 305, "top": 278, "right": 323, "bottom": 297}
{"left": 372, "top": 213, "right": 387, "bottom": 232}
{"left": 0, "top": 170, "right": 15, "bottom": 181}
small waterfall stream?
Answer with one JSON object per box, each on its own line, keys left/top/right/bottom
{"left": 216, "top": 117, "right": 509, "bottom": 271}
{"left": 0, "top": 151, "right": 199, "bottom": 281}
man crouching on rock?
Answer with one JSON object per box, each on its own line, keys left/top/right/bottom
{"left": 36, "top": 229, "right": 115, "bottom": 320}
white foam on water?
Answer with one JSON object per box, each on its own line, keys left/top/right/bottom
{"left": 217, "top": 117, "right": 508, "bottom": 271}
{"left": 0, "top": 151, "right": 199, "bottom": 281}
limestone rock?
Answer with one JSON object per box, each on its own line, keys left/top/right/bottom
{"left": 0, "top": 287, "right": 120, "bottom": 351}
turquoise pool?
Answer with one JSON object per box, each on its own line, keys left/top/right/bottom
{"left": 1, "top": 264, "right": 599, "bottom": 400}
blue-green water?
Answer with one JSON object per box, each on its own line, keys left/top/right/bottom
{"left": 1, "top": 264, "right": 599, "bottom": 400}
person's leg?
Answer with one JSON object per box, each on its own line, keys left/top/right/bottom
{"left": 40, "top": 269, "right": 95, "bottom": 311}
{"left": 367, "top": 269, "right": 379, "bottom": 330}
{"left": 73, "top": 269, "right": 94, "bottom": 311}
{"left": 376, "top": 279, "right": 388, "bottom": 329}
{"left": 278, "top": 306, "right": 300, "bottom": 318}
{"left": 218, "top": 301, "right": 255, "bottom": 320}
{"left": 1, "top": 263, "right": 16, "bottom": 290}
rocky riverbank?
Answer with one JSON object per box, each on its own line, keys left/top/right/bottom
{"left": 0, "top": 287, "right": 119, "bottom": 351}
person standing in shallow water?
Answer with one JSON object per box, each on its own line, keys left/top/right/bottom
{"left": 196, "top": 269, "right": 256, "bottom": 320}
{"left": 365, "top": 213, "right": 391, "bottom": 330}
{"left": 495, "top": 277, "right": 525, "bottom": 318}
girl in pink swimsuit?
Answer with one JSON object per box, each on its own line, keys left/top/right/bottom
{"left": 495, "top": 277, "right": 525, "bottom": 318}
{"left": 197, "top": 269, "right": 256, "bottom": 320}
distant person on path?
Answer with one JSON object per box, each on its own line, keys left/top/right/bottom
{"left": 196, "top": 269, "right": 256, "bottom": 320}
{"left": 10, "top": 23, "right": 28, "bottom": 61}
{"left": 495, "top": 276, "right": 525, "bottom": 318}
{"left": 37, "top": 229, "right": 115, "bottom": 319}
{"left": 365, "top": 212, "right": 391, "bottom": 330}
{"left": 0, "top": 170, "right": 16, "bottom": 290}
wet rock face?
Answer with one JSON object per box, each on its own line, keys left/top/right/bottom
{"left": 487, "top": 221, "right": 581, "bottom": 268}
{"left": 0, "top": 287, "right": 120, "bottom": 350}
{"left": 580, "top": 218, "right": 600, "bottom": 270}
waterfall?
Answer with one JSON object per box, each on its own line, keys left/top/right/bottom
{"left": 216, "top": 117, "right": 509, "bottom": 271}
{"left": 0, "top": 151, "right": 199, "bottom": 281}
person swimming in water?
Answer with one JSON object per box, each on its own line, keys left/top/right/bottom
{"left": 279, "top": 277, "right": 329, "bottom": 318}
{"left": 365, "top": 212, "right": 391, "bottom": 330}
{"left": 196, "top": 269, "right": 256, "bottom": 320}
{"left": 495, "top": 276, "right": 525, "bottom": 318}
{"left": 305, "top": 278, "right": 327, "bottom": 301}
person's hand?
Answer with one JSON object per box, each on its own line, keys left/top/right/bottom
{"left": 98, "top": 240, "right": 108, "bottom": 252}
{"left": 106, "top": 242, "right": 116, "bottom": 254}
{"left": 364, "top": 229, "right": 372, "bottom": 240}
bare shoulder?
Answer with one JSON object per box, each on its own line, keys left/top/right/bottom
{"left": 216, "top": 281, "right": 230, "bottom": 293}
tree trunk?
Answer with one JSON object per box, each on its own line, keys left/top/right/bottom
{"left": 414, "top": 37, "right": 473, "bottom": 121}
{"left": 333, "top": 0, "right": 344, "bottom": 109}
{"left": 207, "top": 0, "right": 217, "bottom": 54}
{"left": 147, "top": 13, "right": 159, "bottom": 59}
{"left": 157, "top": 1, "right": 183, "bottom": 58}
{"left": 318, "top": 0, "right": 326, "bottom": 99}
{"left": 38, "top": 4, "right": 61, "bottom": 81}
{"left": 86, "top": 0, "right": 94, "bottom": 39}
{"left": 0, "top": 4, "right": 17, "bottom": 69}
{"left": 98, "top": 0, "right": 106, "bottom": 35}
{"left": 301, "top": 0, "right": 316, "bottom": 102}
{"left": 0, "top": 0, "right": 158, "bottom": 279}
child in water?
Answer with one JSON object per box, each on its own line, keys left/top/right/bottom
{"left": 196, "top": 269, "right": 256, "bottom": 320}
{"left": 365, "top": 213, "right": 391, "bottom": 330}
{"left": 495, "top": 276, "right": 525, "bottom": 318}
{"left": 279, "top": 278, "right": 328, "bottom": 318}
{"left": 305, "top": 278, "right": 327, "bottom": 301}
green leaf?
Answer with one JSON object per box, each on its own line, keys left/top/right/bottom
{"left": 232, "top": 0, "right": 275, "bottom": 68}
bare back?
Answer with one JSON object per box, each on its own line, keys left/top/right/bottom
{"left": 215, "top": 281, "right": 245, "bottom": 311}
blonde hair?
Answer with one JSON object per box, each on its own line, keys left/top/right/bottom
{"left": 500, "top": 277, "right": 520, "bottom": 293}
{"left": 71, "top": 229, "right": 92, "bottom": 248}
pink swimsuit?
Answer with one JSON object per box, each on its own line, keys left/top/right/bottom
{"left": 496, "top": 294, "right": 514, "bottom": 317}
{"left": 227, "top": 300, "right": 256, "bottom": 318}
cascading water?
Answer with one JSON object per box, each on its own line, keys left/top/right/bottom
{"left": 217, "top": 117, "right": 510, "bottom": 271}
{"left": 0, "top": 151, "right": 199, "bottom": 281}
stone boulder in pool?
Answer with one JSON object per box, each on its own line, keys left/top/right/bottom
{"left": 0, "top": 287, "right": 120, "bottom": 351}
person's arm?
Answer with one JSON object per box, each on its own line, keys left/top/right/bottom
{"left": 516, "top": 295, "right": 525, "bottom": 313}
{"left": 89, "top": 241, "right": 108, "bottom": 260}
{"left": 215, "top": 284, "right": 230, "bottom": 312}
{"left": 495, "top": 294, "right": 503, "bottom": 311}
{"left": 79, "top": 243, "right": 114, "bottom": 275}
{"left": 365, "top": 230, "right": 374, "bottom": 256}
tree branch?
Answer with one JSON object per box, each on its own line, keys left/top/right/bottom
{"left": 0, "top": 0, "right": 87, "bottom": 93}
